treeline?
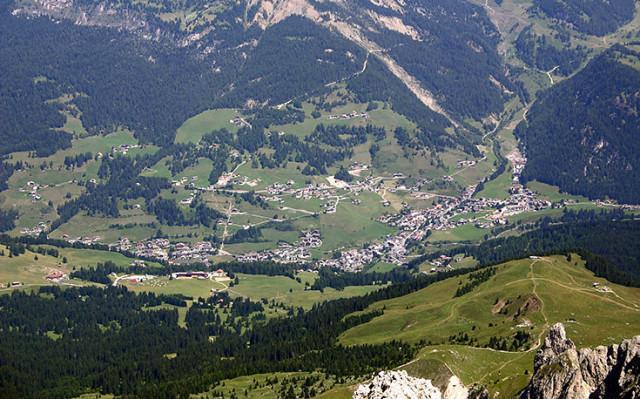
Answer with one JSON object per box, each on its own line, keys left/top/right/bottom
{"left": 454, "top": 267, "right": 496, "bottom": 297}
{"left": 311, "top": 268, "right": 414, "bottom": 291}
{"left": 427, "top": 216, "right": 640, "bottom": 287}
{"left": 347, "top": 56, "right": 453, "bottom": 151}
{"left": 306, "top": 124, "right": 386, "bottom": 148}
{"left": 0, "top": 265, "right": 474, "bottom": 398}
{"left": 70, "top": 261, "right": 120, "bottom": 284}
{"left": 63, "top": 152, "right": 93, "bottom": 169}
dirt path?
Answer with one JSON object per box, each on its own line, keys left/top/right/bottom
{"left": 545, "top": 66, "right": 559, "bottom": 85}
{"left": 219, "top": 201, "right": 234, "bottom": 252}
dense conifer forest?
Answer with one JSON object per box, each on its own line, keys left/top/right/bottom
{"left": 517, "top": 46, "right": 640, "bottom": 203}
{"left": 531, "top": 0, "right": 636, "bottom": 36}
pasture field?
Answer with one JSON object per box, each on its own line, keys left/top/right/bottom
{"left": 475, "top": 167, "right": 513, "bottom": 200}
{"left": 527, "top": 181, "right": 590, "bottom": 203}
{"left": 229, "top": 273, "right": 381, "bottom": 309}
{"left": 0, "top": 244, "right": 72, "bottom": 287}
{"left": 176, "top": 158, "right": 214, "bottom": 187}
{"left": 48, "top": 212, "right": 157, "bottom": 243}
{"left": 303, "top": 191, "right": 394, "bottom": 252}
{"left": 234, "top": 162, "right": 320, "bottom": 191}
{"left": 175, "top": 108, "right": 240, "bottom": 144}
{"left": 336, "top": 255, "right": 640, "bottom": 397}
{"left": 428, "top": 224, "right": 488, "bottom": 243}
{"left": 0, "top": 244, "right": 163, "bottom": 290}
{"left": 125, "top": 272, "right": 380, "bottom": 310}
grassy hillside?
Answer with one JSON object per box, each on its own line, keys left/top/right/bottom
{"left": 337, "top": 255, "right": 640, "bottom": 397}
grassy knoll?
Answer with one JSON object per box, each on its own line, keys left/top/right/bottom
{"left": 271, "top": 100, "right": 415, "bottom": 140}
{"left": 337, "top": 255, "right": 640, "bottom": 397}
{"left": 126, "top": 277, "right": 227, "bottom": 299}
{"left": 175, "top": 108, "right": 240, "bottom": 144}
{"left": 234, "top": 162, "right": 320, "bottom": 191}
{"left": 2, "top": 130, "right": 146, "bottom": 231}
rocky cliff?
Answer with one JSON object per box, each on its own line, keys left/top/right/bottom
{"left": 353, "top": 370, "right": 488, "bottom": 399}
{"left": 521, "top": 323, "right": 640, "bottom": 399}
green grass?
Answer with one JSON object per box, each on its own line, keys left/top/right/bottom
{"left": 301, "top": 191, "right": 394, "bottom": 252}
{"left": 176, "top": 158, "right": 214, "bottom": 187}
{"left": 476, "top": 167, "right": 513, "bottom": 200}
{"left": 0, "top": 245, "right": 163, "bottom": 289}
{"left": 366, "top": 262, "right": 398, "bottom": 273}
{"left": 192, "top": 371, "right": 343, "bottom": 399}
{"left": 49, "top": 212, "right": 157, "bottom": 243}
{"left": 428, "top": 224, "right": 488, "bottom": 243}
{"left": 526, "top": 181, "right": 589, "bottom": 203}
{"left": 125, "top": 272, "right": 380, "bottom": 309}
{"left": 175, "top": 108, "right": 240, "bottom": 144}
{"left": 229, "top": 273, "right": 381, "bottom": 309}
{"left": 337, "top": 255, "right": 640, "bottom": 397}
{"left": 0, "top": 245, "right": 73, "bottom": 287}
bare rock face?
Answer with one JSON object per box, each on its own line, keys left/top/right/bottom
{"left": 521, "top": 323, "right": 640, "bottom": 399}
{"left": 353, "top": 371, "right": 443, "bottom": 399}
{"left": 353, "top": 371, "right": 489, "bottom": 399}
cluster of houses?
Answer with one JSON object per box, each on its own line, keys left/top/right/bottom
{"left": 230, "top": 116, "right": 252, "bottom": 129}
{"left": 169, "top": 241, "right": 216, "bottom": 265}
{"left": 112, "top": 238, "right": 216, "bottom": 264}
{"left": 111, "top": 144, "right": 140, "bottom": 155}
{"left": 327, "top": 111, "right": 369, "bottom": 121}
{"left": 64, "top": 235, "right": 102, "bottom": 245}
{"left": 379, "top": 183, "right": 551, "bottom": 233}
{"left": 318, "top": 227, "right": 426, "bottom": 271}
{"left": 236, "top": 230, "right": 322, "bottom": 264}
{"left": 19, "top": 181, "right": 43, "bottom": 201}
{"left": 21, "top": 221, "right": 49, "bottom": 236}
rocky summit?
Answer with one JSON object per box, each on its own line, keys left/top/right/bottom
{"left": 521, "top": 323, "right": 640, "bottom": 399}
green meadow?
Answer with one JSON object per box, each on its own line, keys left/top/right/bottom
{"left": 336, "top": 255, "right": 640, "bottom": 397}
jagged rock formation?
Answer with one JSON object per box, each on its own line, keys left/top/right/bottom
{"left": 353, "top": 371, "right": 489, "bottom": 399}
{"left": 521, "top": 323, "right": 640, "bottom": 399}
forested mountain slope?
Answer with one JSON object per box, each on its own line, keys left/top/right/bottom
{"left": 517, "top": 46, "right": 640, "bottom": 203}
{"left": 1, "top": 0, "right": 517, "bottom": 155}
{"left": 531, "top": 0, "right": 636, "bottom": 36}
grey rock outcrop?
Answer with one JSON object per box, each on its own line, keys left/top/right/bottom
{"left": 353, "top": 371, "right": 443, "bottom": 399}
{"left": 353, "top": 371, "right": 489, "bottom": 399}
{"left": 521, "top": 323, "right": 640, "bottom": 399}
